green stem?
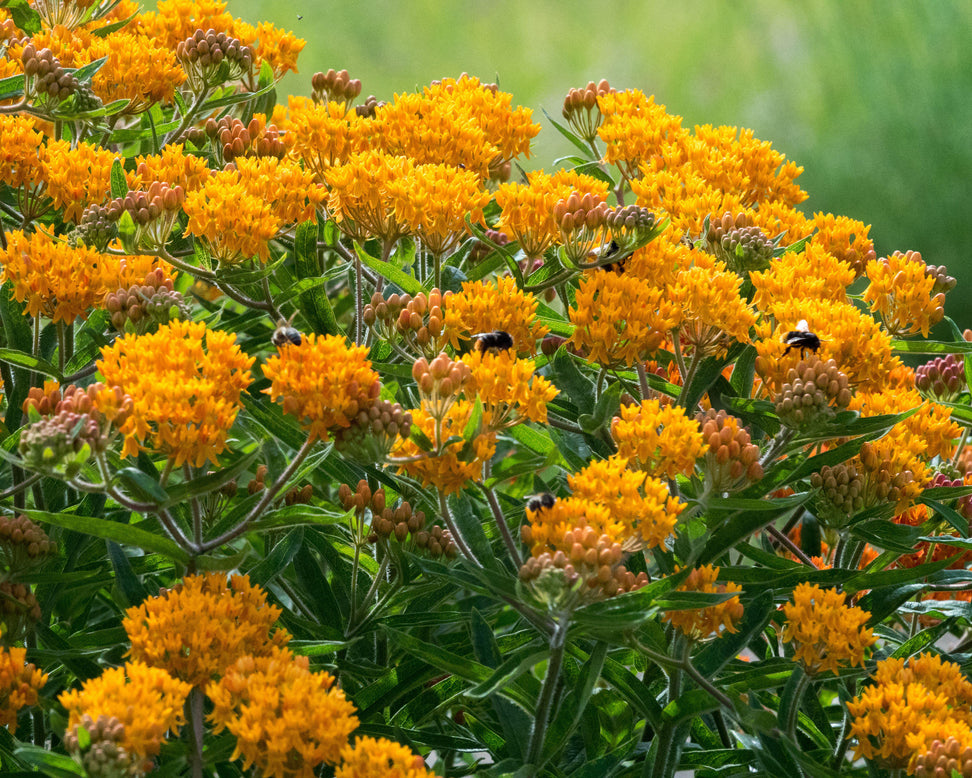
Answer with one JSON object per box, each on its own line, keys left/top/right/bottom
{"left": 526, "top": 615, "right": 569, "bottom": 773}
{"left": 355, "top": 254, "right": 364, "bottom": 344}
{"left": 676, "top": 346, "right": 703, "bottom": 410}
{"left": 647, "top": 639, "right": 687, "bottom": 778}
{"left": 437, "top": 489, "right": 480, "bottom": 566}
{"left": 478, "top": 483, "right": 522, "bottom": 567}
{"left": 186, "top": 687, "right": 205, "bottom": 778}
{"left": 636, "top": 361, "right": 651, "bottom": 400}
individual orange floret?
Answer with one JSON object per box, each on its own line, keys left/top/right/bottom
{"left": 460, "top": 349, "right": 558, "bottom": 427}
{"left": 0, "top": 638, "right": 48, "bottom": 729}
{"left": 663, "top": 565, "right": 744, "bottom": 641}
{"left": 336, "top": 736, "right": 434, "bottom": 778}
{"left": 59, "top": 663, "right": 191, "bottom": 770}
{"left": 123, "top": 572, "right": 290, "bottom": 689}
{"left": 96, "top": 320, "right": 254, "bottom": 467}
{"left": 569, "top": 271, "right": 681, "bottom": 366}
{"left": 567, "top": 455, "right": 684, "bottom": 551}
{"left": 781, "top": 583, "right": 876, "bottom": 676}
{"left": 263, "top": 333, "right": 380, "bottom": 442}
{"left": 863, "top": 250, "right": 947, "bottom": 338}
{"left": 611, "top": 399, "right": 707, "bottom": 480}
{"left": 494, "top": 169, "right": 609, "bottom": 258}
{"left": 208, "top": 647, "right": 358, "bottom": 778}
{"left": 443, "top": 276, "right": 549, "bottom": 356}
{"left": 391, "top": 400, "right": 497, "bottom": 495}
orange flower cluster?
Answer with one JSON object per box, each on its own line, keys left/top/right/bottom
{"left": 864, "top": 250, "right": 947, "bottom": 338}
{"left": 278, "top": 97, "right": 371, "bottom": 176}
{"left": 263, "top": 334, "right": 380, "bottom": 442}
{"left": 336, "top": 736, "right": 435, "bottom": 778}
{"left": 324, "top": 150, "right": 415, "bottom": 244}
{"left": 443, "top": 276, "right": 549, "bottom": 355}
{"left": 611, "top": 399, "right": 708, "bottom": 480}
{"left": 848, "top": 653, "right": 972, "bottom": 768}
{"left": 123, "top": 573, "right": 290, "bottom": 688}
{"left": 96, "top": 320, "right": 254, "bottom": 466}
{"left": 59, "top": 663, "right": 191, "bottom": 767}
{"left": 780, "top": 583, "right": 876, "bottom": 675}
{"left": 460, "top": 349, "right": 559, "bottom": 427}
{"left": 663, "top": 565, "right": 744, "bottom": 641}
{"left": 0, "top": 638, "right": 48, "bottom": 729}
{"left": 208, "top": 647, "right": 358, "bottom": 778}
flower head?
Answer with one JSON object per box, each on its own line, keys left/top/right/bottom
{"left": 208, "top": 647, "right": 358, "bottom": 778}
{"left": 40, "top": 138, "right": 116, "bottom": 222}
{"left": 123, "top": 572, "right": 290, "bottom": 688}
{"left": 282, "top": 97, "right": 372, "bottom": 178}
{"left": 663, "top": 565, "right": 744, "bottom": 641}
{"left": 750, "top": 243, "right": 856, "bottom": 311}
{"left": 0, "top": 640, "right": 48, "bottom": 729}
{"left": 611, "top": 399, "right": 707, "bottom": 480}
{"left": 597, "top": 89, "right": 686, "bottom": 182}
{"left": 336, "top": 736, "right": 433, "bottom": 778}
{"left": 461, "top": 349, "right": 558, "bottom": 427}
{"left": 781, "top": 583, "right": 876, "bottom": 675}
{"left": 324, "top": 150, "right": 414, "bottom": 243}
{"left": 59, "top": 662, "right": 191, "bottom": 767}
{"left": 863, "top": 250, "right": 947, "bottom": 338}
{"left": 97, "top": 321, "right": 254, "bottom": 466}
{"left": 263, "top": 334, "right": 380, "bottom": 442}
{"left": 443, "top": 276, "right": 549, "bottom": 355}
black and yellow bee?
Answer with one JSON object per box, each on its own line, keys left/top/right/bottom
{"left": 472, "top": 330, "right": 514, "bottom": 354}
{"left": 271, "top": 316, "right": 302, "bottom": 348}
{"left": 782, "top": 320, "right": 821, "bottom": 358}
{"left": 527, "top": 493, "right": 555, "bottom": 512}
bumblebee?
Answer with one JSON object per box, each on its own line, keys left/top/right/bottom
{"left": 526, "top": 493, "right": 555, "bottom": 512}
{"left": 271, "top": 315, "right": 302, "bottom": 348}
{"left": 472, "top": 330, "right": 514, "bottom": 353}
{"left": 782, "top": 320, "right": 821, "bottom": 358}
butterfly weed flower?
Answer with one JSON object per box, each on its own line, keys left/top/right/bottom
{"left": 263, "top": 333, "right": 380, "bottom": 442}
{"left": 696, "top": 409, "right": 763, "bottom": 494}
{"left": 750, "top": 242, "right": 856, "bottom": 310}
{"left": 123, "top": 573, "right": 290, "bottom": 689}
{"left": 863, "top": 250, "right": 948, "bottom": 338}
{"left": 335, "top": 736, "right": 434, "bottom": 778}
{"left": 780, "top": 583, "right": 876, "bottom": 676}
{"left": 0, "top": 634, "right": 48, "bottom": 728}
{"left": 0, "top": 115, "right": 45, "bottom": 193}
{"left": 850, "top": 385, "right": 961, "bottom": 463}
{"left": 562, "top": 79, "right": 615, "bottom": 145}
{"left": 663, "top": 565, "right": 744, "bottom": 641}
{"left": 59, "top": 662, "right": 191, "bottom": 771}
{"left": 915, "top": 353, "right": 965, "bottom": 403}
{"left": 126, "top": 143, "right": 212, "bottom": 193}
{"left": 811, "top": 211, "right": 877, "bottom": 278}
{"left": 460, "top": 349, "right": 559, "bottom": 427}
{"left": 596, "top": 88, "right": 687, "bottom": 182}
{"left": 443, "top": 276, "right": 549, "bottom": 356}
{"left": 208, "top": 646, "right": 358, "bottom": 778}
{"left": 279, "top": 96, "right": 371, "bottom": 178}
{"left": 96, "top": 320, "right": 254, "bottom": 467}
{"left": 324, "top": 149, "right": 415, "bottom": 244}
{"left": 670, "top": 260, "right": 756, "bottom": 359}
{"left": 611, "top": 399, "right": 707, "bottom": 480}
{"left": 913, "top": 734, "right": 972, "bottom": 778}
{"left": 38, "top": 138, "right": 115, "bottom": 223}
{"left": 521, "top": 496, "right": 625, "bottom": 558}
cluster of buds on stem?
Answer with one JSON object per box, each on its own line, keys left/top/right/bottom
{"left": 68, "top": 203, "right": 118, "bottom": 250}
{"left": 775, "top": 357, "right": 852, "bottom": 429}
{"left": 412, "top": 353, "right": 472, "bottom": 423}
{"left": 104, "top": 268, "right": 191, "bottom": 335}
{"left": 810, "top": 463, "right": 864, "bottom": 528}
{"left": 519, "top": 525, "right": 649, "bottom": 607}
{"left": 21, "top": 43, "right": 78, "bottom": 107}
{"left": 553, "top": 195, "right": 658, "bottom": 270}
{"left": 915, "top": 353, "right": 965, "bottom": 403}
{"left": 188, "top": 115, "right": 287, "bottom": 164}
{"left": 333, "top": 398, "right": 413, "bottom": 464}
{"left": 177, "top": 28, "right": 253, "bottom": 90}
{"left": 924, "top": 262, "right": 957, "bottom": 295}
{"left": 697, "top": 409, "right": 763, "bottom": 494}
{"left": 63, "top": 714, "right": 143, "bottom": 778}
{"left": 105, "top": 182, "right": 186, "bottom": 251}
{"left": 913, "top": 737, "right": 972, "bottom": 778}
{"left": 311, "top": 68, "right": 362, "bottom": 106}
{"left": 354, "top": 95, "right": 381, "bottom": 118}
{"left": 468, "top": 228, "right": 510, "bottom": 264}
{"left": 0, "top": 514, "right": 56, "bottom": 572}
{"left": 363, "top": 289, "right": 446, "bottom": 358}
{"left": 562, "top": 79, "right": 614, "bottom": 144}
{"left": 705, "top": 212, "right": 774, "bottom": 272}
{"left": 284, "top": 484, "right": 313, "bottom": 506}
{"left": 0, "top": 581, "right": 42, "bottom": 641}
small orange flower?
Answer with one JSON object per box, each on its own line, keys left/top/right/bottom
{"left": 461, "top": 349, "right": 558, "bottom": 427}
{"left": 863, "top": 251, "right": 946, "bottom": 338}
{"left": 611, "top": 399, "right": 707, "bottom": 480}
{"left": 282, "top": 97, "right": 372, "bottom": 178}
{"left": 97, "top": 321, "right": 254, "bottom": 467}
{"left": 750, "top": 243, "right": 856, "bottom": 311}
{"left": 520, "top": 496, "right": 626, "bottom": 557}
{"left": 0, "top": 639, "right": 48, "bottom": 729}
{"left": 663, "top": 565, "right": 744, "bottom": 641}
{"left": 40, "top": 138, "right": 115, "bottom": 223}
{"left": 336, "top": 736, "right": 434, "bottom": 778}
{"left": 123, "top": 573, "right": 290, "bottom": 688}
{"left": 324, "top": 149, "right": 414, "bottom": 243}
{"left": 597, "top": 89, "right": 686, "bottom": 181}
{"left": 263, "top": 334, "right": 380, "bottom": 442}
{"left": 443, "top": 276, "right": 549, "bottom": 355}
{"left": 127, "top": 143, "right": 212, "bottom": 193}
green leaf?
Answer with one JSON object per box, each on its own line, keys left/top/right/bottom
{"left": 89, "top": 7, "right": 139, "bottom": 37}
{"left": 355, "top": 243, "right": 422, "bottom": 296}
{"left": 161, "top": 449, "right": 259, "bottom": 507}
{"left": 448, "top": 493, "right": 498, "bottom": 570}
{"left": 294, "top": 219, "right": 340, "bottom": 336}
{"left": 0, "top": 0, "right": 41, "bottom": 35}
{"left": 116, "top": 466, "right": 169, "bottom": 505}
{"left": 541, "top": 641, "right": 608, "bottom": 763}
{"left": 68, "top": 56, "right": 108, "bottom": 83}
{"left": 0, "top": 73, "right": 24, "bottom": 101}
{"left": 0, "top": 347, "right": 61, "bottom": 380}
{"left": 13, "top": 744, "right": 84, "bottom": 777}
{"left": 891, "top": 339, "right": 972, "bottom": 354}
{"left": 110, "top": 158, "right": 128, "bottom": 199}
{"left": 26, "top": 509, "right": 190, "bottom": 564}
{"left": 247, "top": 527, "right": 305, "bottom": 586}
{"left": 551, "top": 347, "right": 595, "bottom": 415}
{"left": 663, "top": 688, "right": 723, "bottom": 724}
{"left": 919, "top": 496, "right": 971, "bottom": 537}
{"left": 107, "top": 541, "right": 148, "bottom": 608}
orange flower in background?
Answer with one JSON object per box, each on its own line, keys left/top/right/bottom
{"left": 461, "top": 349, "right": 558, "bottom": 427}
{"left": 443, "top": 276, "right": 549, "bottom": 355}
{"left": 495, "top": 169, "right": 609, "bottom": 258}
{"left": 263, "top": 334, "right": 380, "bottom": 442}
{"left": 0, "top": 115, "right": 45, "bottom": 190}
{"left": 236, "top": 20, "right": 305, "bottom": 78}
{"left": 123, "top": 573, "right": 290, "bottom": 688}
{"left": 0, "top": 638, "right": 48, "bottom": 728}
{"left": 59, "top": 663, "right": 191, "bottom": 766}
{"left": 864, "top": 251, "right": 946, "bottom": 338}
{"left": 781, "top": 583, "right": 876, "bottom": 675}
{"left": 208, "top": 647, "right": 358, "bottom": 778}
{"left": 96, "top": 320, "right": 254, "bottom": 466}
{"left": 385, "top": 162, "right": 490, "bottom": 257}
{"left": 663, "top": 565, "right": 744, "bottom": 641}
{"left": 392, "top": 400, "right": 497, "bottom": 494}
{"left": 127, "top": 143, "right": 212, "bottom": 193}
{"left": 570, "top": 271, "right": 680, "bottom": 366}
{"left": 568, "top": 455, "right": 684, "bottom": 550}
{"left": 612, "top": 399, "right": 707, "bottom": 480}
{"left": 336, "top": 736, "right": 434, "bottom": 778}
{"left": 136, "top": 0, "right": 237, "bottom": 49}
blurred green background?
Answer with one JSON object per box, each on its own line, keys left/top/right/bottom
{"left": 232, "top": 0, "right": 972, "bottom": 328}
